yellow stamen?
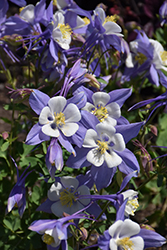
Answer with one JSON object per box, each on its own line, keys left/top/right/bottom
{"left": 160, "top": 51, "right": 167, "bottom": 65}
{"left": 53, "top": 0, "right": 57, "bottom": 6}
{"left": 117, "top": 237, "right": 134, "bottom": 250}
{"left": 127, "top": 198, "right": 139, "bottom": 215}
{"left": 59, "top": 188, "right": 76, "bottom": 207}
{"left": 103, "top": 15, "right": 117, "bottom": 25}
{"left": 97, "top": 140, "right": 108, "bottom": 154}
{"left": 135, "top": 52, "right": 147, "bottom": 65}
{"left": 57, "top": 23, "right": 72, "bottom": 39}
{"left": 92, "top": 105, "right": 108, "bottom": 122}
{"left": 82, "top": 17, "right": 90, "bottom": 25}
{"left": 19, "top": 7, "right": 25, "bottom": 13}
{"left": 54, "top": 112, "right": 65, "bottom": 126}
{"left": 42, "top": 234, "right": 55, "bottom": 245}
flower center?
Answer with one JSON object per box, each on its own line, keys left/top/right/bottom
{"left": 42, "top": 234, "right": 55, "bottom": 245}
{"left": 57, "top": 23, "right": 72, "bottom": 39}
{"left": 117, "top": 237, "right": 134, "bottom": 250}
{"left": 82, "top": 17, "right": 90, "bottom": 25}
{"left": 54, "top": 112, "right": 65, "bottom": 126}
{"left": 59, "top": 187, "right": 77, "bottom": 207}
{"left": 160, "top": 51, "right": 167, "bottom": 65}
{"left": 127, "top": 198, "right": 139, "bottom": 215}
{"left": 92, "top": 105, "right": 108, "bottom": 122}
{"left": 135, "top": 52, "right": 147, "bottom": 65}
{"left": 97, "top": 140, "right": 108, "bottom": 154}
{"left": 103, "top": 15, "right": 117, "bottom": 25}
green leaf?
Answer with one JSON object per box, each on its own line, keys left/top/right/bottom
{"left": 1, "top": 141, "right": 9, "bottom": 152}
{"left": 3, "top": 219, "right": 13, "bottom": 231}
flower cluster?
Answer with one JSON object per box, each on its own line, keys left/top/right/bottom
{"left": 2, "top": 0, "right": 167, "bottom": 250}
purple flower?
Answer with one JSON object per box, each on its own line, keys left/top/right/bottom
{"left": 28, "top": 213, "right": 94, "bottom": 250}
{"left": 98, "top": 218, "right": 166, "bottom": 250}
{"left": 6, "top": 159, "right": 32, "bottom": 217}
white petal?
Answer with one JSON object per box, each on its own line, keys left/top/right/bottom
{"left": 86, "top": 148, "right": 104, "bottom": 166}
{"left": 96, "top": 123, "right": 116, "bottom": 139}
{"left": 20, "top": 5, "right": 35, "bottom": 24}
{"left": 61, "top": 176, "right": 79, "bottom": 190}
{"left": 51, "top": 228, "right": 61, "bottom": 247}
{"left": 48, "top": 96, "right": 66, "bottom": 114}
{"left": 61, "top": 122, "right": 79, "bottom": 136}
{"left": 121, "top": 190, "right": 138, "bottom": 200}
{"left": 51, "top": 200, "right": 84, "bottom": 217}
{"left": 64, "top": 103, "right": 81, "bottom": 123}
{"left": 102, "top": 116, "right": 117, "bottom": 127}
{"left": 131, "top": 236, "right": 144, "bottom": 250}
{"left": 92, "top": 92, "right": 110, "bottom": 107}
{"left": 39, "top": 106, "right": 53, "bottom": 125}
{"left": 83, "top": 129, "right": 98, "bottom": 148}
{"left": 111, "top": 133, "right": 125, "bottom": 151}
{"left": 106, "top": 102, "right": 121, "bottom": 119}
{"left": 82, "top": 102, "right": 95, "bottom": 112}
{"left": 104, "top": 150, "right": 122, "bottom": 168}
{"left": 109, "top": 220, "right": 123, "bottom": 238}
{"left": 48, "top": 182, "right": 63, "bottom": 201}
{"left": 42, "top": 123, "right": 60, "bottom": 137}
{"left": 119, "top": 219, "right": 140, "bottom": 238}
{"left": 109, "top": 239, "right": 118, "bottom": 250}
{"left": 104, "top": 22, "right": 123, "bottom": 36}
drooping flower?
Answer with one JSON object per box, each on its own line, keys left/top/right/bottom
{"left": 29, "top": 213, "right": 93, "bottom": 250}
{"left": 6, "top": 158, "right": 32, "bottom": 217}
{"left": 123, "top": 30, "right": 167, "bottom": 87}
{"left": 120, "top": 189, "right": 139, "bottom": 217}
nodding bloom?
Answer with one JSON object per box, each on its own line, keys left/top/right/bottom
{"left": 28, "top": 213, "right": 94, "bottom": 250}
{"left": 6, "top": 159, "right": 32, "bottom": 218}
{"left": 46, "top": 176, "right": 91, "bottom": 217}
{"left": 121, "top": 190, "right": 139, "bottom": 217}
{"left": 98, "top": 218, "right": 166, "bottom": 250}
{"left": 123, "top": 30, "right": 167, "bottom": 87}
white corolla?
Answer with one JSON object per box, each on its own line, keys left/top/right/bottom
{"left": 82, "top": 92, "right": 121, "bottom": 126}
{"left": 39, "top": 96, "right": 81, "bottom": 137}
{"left": 83, "top": 123, "right": 125, "bottom": 168}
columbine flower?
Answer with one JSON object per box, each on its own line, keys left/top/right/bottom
{"left": 98, "top": 219, "right": 144, "bottom": 250}
{"left": 28, "top": 213, "right": 93, "bottom": 250}
{"left": 83, "top": 123, "right": 125, "bottom": 168}
{"left": 121, "top": 190, "right": 139, "bottom": 217}
{"left": 39, "top": 95, "right": 81, "bottom": 137}
{"left": 6, "top": 159, "right": 32, "bottom": 217}
{"left": 47, "top": 176, "right": 90, "bottom": 217}
{"left": 52, "top": 11, "right": 72, "bottom": 50}
{"left": 82, "top": 91, "right": 121, "bottom": 126}
{"left": 123, "top": 30, "right": 167, "bottom": 87}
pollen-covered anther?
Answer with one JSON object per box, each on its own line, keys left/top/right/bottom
{"left": 42, "top": 234, "right": 55, "bottom": 245}
{"left": 57, "top": 23, "right": 72, "bottom": 39}
{"left": 82, "top": 17, "right": 90, "bottom": 25}
{"left": 97, "top": 140, "right": 108, "bottom": 154}
{"left": 92, "top": 105, "right": 108, "bottom": 122}
{"left": 59, "top": 188, "right": 76, "bottom": 207}
{"left": 117, "top": 237, "right": 134, "bottom": 250}
{"left": 160, "top": 50, "right": 167, "bottom": 65}
{"left": 103, "top": 14, "right": 117, "bottom": 24}
{"left": 54, "top": 112, "right": 65, "bottom": 126}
